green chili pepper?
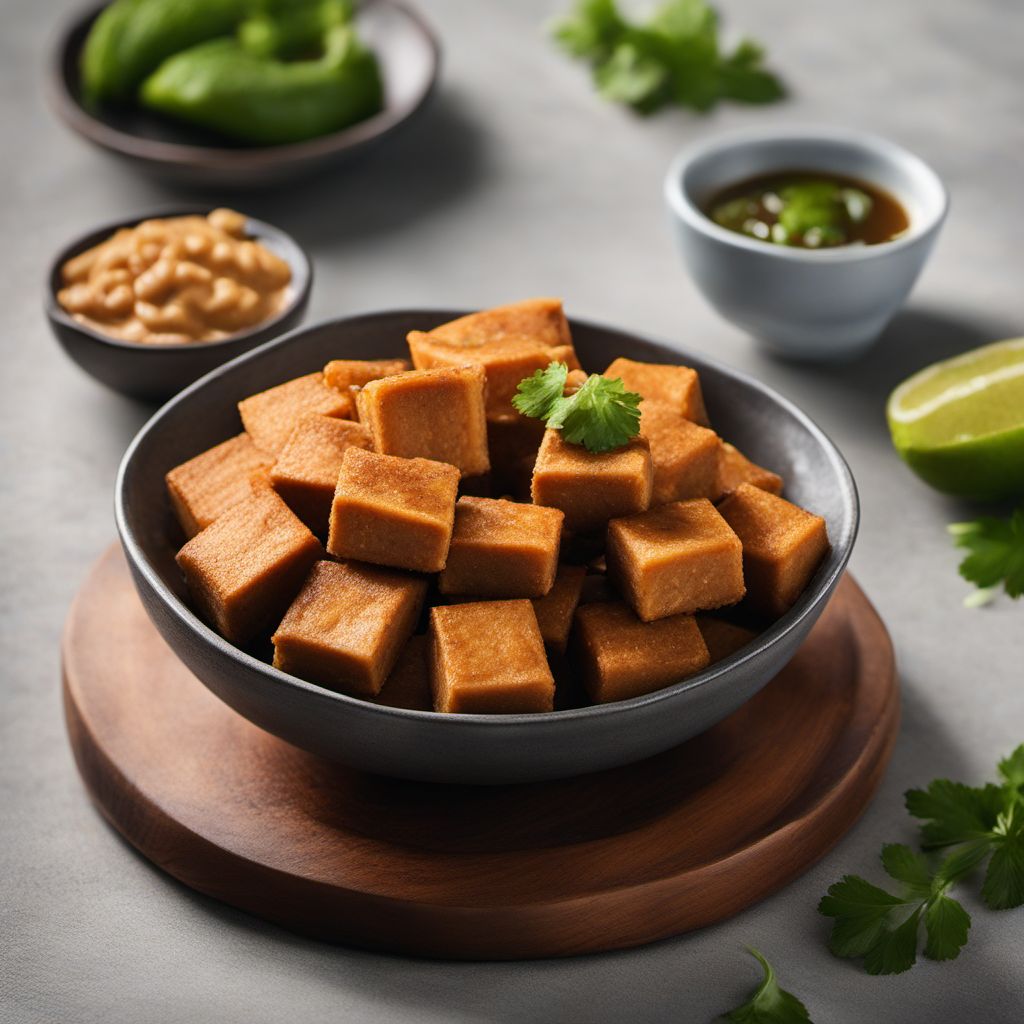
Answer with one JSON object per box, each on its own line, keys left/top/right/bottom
{"left": 139, "top": 24, "right": 383, "bottom": 145}
{"left": 81, "top": 0, "right": 250, "bottom": 102}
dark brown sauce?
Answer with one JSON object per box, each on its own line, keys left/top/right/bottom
{"left": 705, "top": 169, "right": 910, "bottom": 249}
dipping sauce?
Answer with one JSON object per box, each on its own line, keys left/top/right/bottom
{"left": 58, "top": 209, "right": 292, "bottom": 345}
{"left": 706, "top": 170, "right": 909, "bottom": 249}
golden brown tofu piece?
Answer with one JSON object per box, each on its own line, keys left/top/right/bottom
{"left": 407, "top": 298, "right": 580, "bottom": 419}
{"left": 322, "top": 358, "right": 411, "bottom": 417}
{"left": 715, "top": 442, "right": 784, "bottom": 499}
{"left": 607, "top": 499, "right": 745, "bottom": 621}
{"left": 574, "top": 602, "right": 710, "bottom": 703}
{"left": 371, "top": 636, "right": 434, "bottom": 711}
{"left": 718, "top": 483, "right": 830, "bottom": 618}
{"left": 165, "top": 432, "right": 271, "bottom": 538}
{"left": 356, "top": 365, "right": 489, "bottom": 478}
{"left": 327, "top": 447, "right": 459, "bottom": 573}
{"left": 176, "top": 488, "right": 321, "bottom": 645}
{"left": 438, "top": 497, "right": 564, "bottom": 598}
{"left": 640, "top": 400, "right": 723, "bottom": 505}
{"left": 270, "top": 414, "right": 373, "bottom": 534}
{"left": 531, "top": 429, "right": 652, "bottom": 533}
{"left": 531, "top": 564, "right": 586, "bottom": 653}
{"left": 696, "top": 615, "right": 758, "bottom": 663}
{"left": 429, "top": 600, "right": 555, "bottom": 713}
{"left": 272, "top": 560, "right": 426, "bottom": 697}
{"left": 239, "top": 372, "right": 350, "bottom": 455}
{"left": 605, "top": 357, "right": 709, "bottom": 426}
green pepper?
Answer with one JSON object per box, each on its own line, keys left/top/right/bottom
{"left": 239, "top": 0, "right": 353, "bottom": 60}
{"left": 81, "top": 0, "right": 251, "bottom": 102}
{"left": 139, "top": 24, "right": 383, "bottom": 145}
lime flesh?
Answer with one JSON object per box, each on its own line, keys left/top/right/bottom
{"left": 887, "top": 338, "right": 1024, "bottom": 498}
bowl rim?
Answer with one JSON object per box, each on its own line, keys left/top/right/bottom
{"left": 664, "top": 124, "right": 949, "bottom": 264}
{"left": 116, "top": 308, "right": 860, "bottom": 729}
{"left": 44, "top": 206, "right": 314, "bottom": 354}
{"left": 47, "top": 0, "right": 441, "bottom": 172}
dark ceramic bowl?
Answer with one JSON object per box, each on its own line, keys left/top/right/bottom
{"left": 45, "top": 208, "right": 312, "bottom": 402}
{"left": 116, "top": 311, "right": 858, "bottom": 784}
{"left": 48, "top": 0, "right": 440, "bottom": 187}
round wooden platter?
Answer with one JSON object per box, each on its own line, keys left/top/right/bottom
{"left": 63, "top": 545, "right": 898, "bottom": 961}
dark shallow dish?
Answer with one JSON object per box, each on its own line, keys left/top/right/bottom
{"left": 48, "top": 0, "right": 440, "bottom": 187}
{"left": 116, "top": 311, "right": 859, "bottom": 784}
{"left": 46, "top": 208, "right": 312, "bottom": 402}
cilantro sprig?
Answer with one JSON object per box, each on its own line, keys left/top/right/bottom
{"left": 513, "top": 361, "right": 642, "bottom": 453}
{"left": 949, "top": 505, "right": 1024, "bottom": 606}
{"left": 551, "top": 0, "right": 784, "bottom": 115}
{"left": 719, "top": 949, "right": 812, "bottom": 1023}
{"left": 819, "top": 744, "right": 1024, "bottom": 974}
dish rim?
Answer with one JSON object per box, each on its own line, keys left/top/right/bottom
{"left": 47, "top": 0, "right": 442, "bottom": 172}
{"left": 664, "top": 123, "right": 949, "bottom": 264}
{"left": 44, "top": 206, "right": 314, "bottom": 354}
{"left": 115, "top": 308, "right": 860, "bottom": 729}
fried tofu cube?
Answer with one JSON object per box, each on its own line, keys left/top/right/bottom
{"left": 323, "top": 358, "right": 411, "bottom": 416}
{"left": 356, "top": 365, "right": 489, "bottom": 477}
{"left": 407, "top": 298, "right": 580, "bottom": 419}
{"left": 606, "top": 499, "right": 745, "bottom": 621}
{"left": 438, "top": 497, "right": 563, "bottom": 598}
{"left": 429, "top": 600, "right": 555, "bottom": 713}
{"left": 370, "top": 635, "right": 434, "bottom": 711}
{"left": 718, "top": 483, "right": 830, "bottom": 618}
{"left": 176, "top": 488, "right": 321, "bottom": 645}
{"left": 640, "top": 400, "right": 723, "bottom": 504}
{"left": 696, "top": 615, "right": 758, "bottom": 663}
{"left": 270, "top": 414, "right": 373, "bottom": 534}
{"left": 715, "top": 442, "right": 783, "bottom": 499}
{"left": 605, "top": 357, "right": 709, "bottom": 426}
{"left": 272, "top": 560, "right": 426, "bottom": 696}
{"left": 574, "top": 602, "right": 710, "bottom": 703}
{"left": 165, "top": 432, "right": 271, "bottom": 538}
{"left": 327, "top": 447, "right": 459, "bottom": 573}
{"left": 239, "top": 372, "right": 350, "bottom": 455}
{"left": 531, "top": 429, "right": 652, "bottom": 533}
{"left": 531, "top": 564, "right": 586, "bottom": 653}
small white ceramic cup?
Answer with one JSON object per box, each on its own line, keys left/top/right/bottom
{"left": 664, "top": 126, "right": 948, "bottom": 361}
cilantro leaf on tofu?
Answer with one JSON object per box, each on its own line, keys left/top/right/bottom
{"left": 948, "top": 506, "right": 1024, "bottom": 603}
{"left": 547, "top": 372, "right": 642, "bottom": 452}
{"left": 551, "top": 0, "right": 784, "bottom": 115}
{"left": 513, "top": 363, "right": 642, "bottom": 453}
{"left": 511, "top": 361, "right": 569, "bottom": 419}
{"left": 720, "top": 949, "right": 813, "bottom": 1024}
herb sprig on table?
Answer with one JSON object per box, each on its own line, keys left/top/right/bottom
{"left": 551, "top": 0, "right": 784, "bottom": 114}
{"left": 719, "top": 949, "right": 812, "bottom": 1023}
{"left": 513, "top": 361, "right": 642, "bottom": 453}
{"left": 819, "top": 744, "right": 1024, "bottom": 974}
{"left": 949, "top": 505, "right": 1024, "bottom": 606}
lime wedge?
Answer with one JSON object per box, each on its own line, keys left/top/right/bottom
{"left": 887, "top": 338, "right": 1024, "bottom": 498}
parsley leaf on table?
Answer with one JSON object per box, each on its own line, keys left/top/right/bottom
{"left": 720, "top": 949, "right": 813, "bottom": 1023}
{"left": 820, "top": 745, "right": 1024, "bottom": 974}
{"left": 513, "top": 362, "right": 642, "bottom": 453}
{"left": 948, "top": 505, "right": 1024, "bottom": 604}
{"left": 551, "top": 0, "right": 784, "bottom": 115}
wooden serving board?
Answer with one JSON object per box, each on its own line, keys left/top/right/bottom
{"left": 63, "top": 545, "right": 898, "bottom": 960}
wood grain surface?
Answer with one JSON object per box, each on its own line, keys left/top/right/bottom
{"left": 62, "top": 544, "right": 898, "bottom": 960}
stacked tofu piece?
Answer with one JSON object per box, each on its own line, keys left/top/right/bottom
{"left": 167, "top": 298, "right": 829, "bottom": 715}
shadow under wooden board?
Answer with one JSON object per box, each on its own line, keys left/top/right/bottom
{"left": 63, "top": 544, "right": 899, "bottom": 960}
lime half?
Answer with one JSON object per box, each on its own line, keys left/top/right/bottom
{"left": 887, "top": 338, "right": 1024, "bottom": 498}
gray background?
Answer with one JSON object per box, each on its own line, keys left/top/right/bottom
{"left": 2, "top": 0, "right": 1022, "bottom": 1021}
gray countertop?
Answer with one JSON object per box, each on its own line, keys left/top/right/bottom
{"left": 2, "top": 1, "right": 1022, "bottom": 1021}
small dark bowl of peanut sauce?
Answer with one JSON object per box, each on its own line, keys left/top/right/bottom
{"left": 45, "top": 208, "right": 312, "bottom": 402}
